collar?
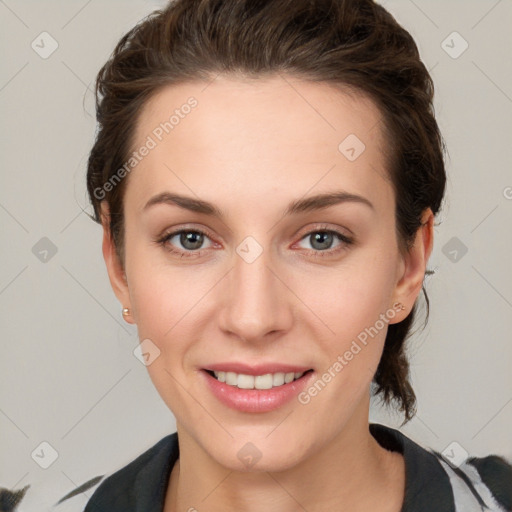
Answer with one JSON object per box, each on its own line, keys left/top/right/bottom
{"left": 369, "top": 423, "right": 454, "bottom": 512}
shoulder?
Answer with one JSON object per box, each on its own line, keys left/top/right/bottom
{"left": 0, "top": 475, "right": 104, "bottom": 512}
{"left": 467, "top": 454, "right": 512, "bottom": 509}
{"left": 1, "top": 432, "right": 179, "bottom": 512}
{"left": 78, "top": 432, "right": 178, "bottom": 511}
{"left": 370, "top": 423, "right": 512, "bottom": 512}
{"left": 433, "top": 451, "right": 512, "bottom": 512}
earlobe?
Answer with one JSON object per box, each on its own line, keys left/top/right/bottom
{"left": 390, "top": 208, "right": 434, "bottom": 322}
{"left": 100, "top": 204, "right": 134, "bottom": 324}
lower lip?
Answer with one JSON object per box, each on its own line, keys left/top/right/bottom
{"left": 201, "top": 370, "right": 314, "bottom": 413}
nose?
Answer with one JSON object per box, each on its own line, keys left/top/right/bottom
{"left": 217, "top": 241, "right": 294, "bottom": 344}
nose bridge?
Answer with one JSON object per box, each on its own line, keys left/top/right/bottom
{"left": 219, "top": 237, "right": 290, "bottom": 341}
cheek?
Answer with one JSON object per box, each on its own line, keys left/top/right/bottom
{"left": 125, "top": 264, "right": 201, "bottom": 412}
{"left": 300, "top": 253, "right": 396, "bottom": 340}
{"left": 128, "top": 268, "right": 195, "bottom": 342}
{"left": 122, "top": 228, "right": 196, "bottom": 339}
{"left": 302, "top": 253, "right": 397, "bottom": 388}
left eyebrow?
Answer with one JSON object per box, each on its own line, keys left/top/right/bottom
{"left": 284, "top": 190, "right": 375, "bottom": 215}
{"left": 142, "top": 190, "right": 374, "bottom": 218}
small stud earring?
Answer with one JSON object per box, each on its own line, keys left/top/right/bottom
{"left": 393, "top": 302, "right": 406, "bottom": 311}
{"left": 122, "top": 307, "right": 130, "bottom": 316}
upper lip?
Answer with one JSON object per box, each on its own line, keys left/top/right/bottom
{"left": 203, "top": 362, "right": 313, "bottom": 375}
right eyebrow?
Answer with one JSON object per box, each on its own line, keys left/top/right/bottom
{"left": 143, "top": 192, "right": 222, "bottom": 216}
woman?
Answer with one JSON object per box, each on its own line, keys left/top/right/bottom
{"left": 4, "top": 0, "right": 511, "bottom": 510}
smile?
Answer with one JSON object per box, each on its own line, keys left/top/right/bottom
{"left": 206, "top": 370, "right": 313, "bottom": 390}
{"left": 202, "top": 368, "right": 315, "bottom": 413}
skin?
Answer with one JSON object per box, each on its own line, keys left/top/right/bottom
{"left": 102, "top": 75, "right": 434, "bottom": 512}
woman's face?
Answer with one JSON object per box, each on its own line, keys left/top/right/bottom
{"left": 104, "top": 75, "right": 430, "bottom": 471}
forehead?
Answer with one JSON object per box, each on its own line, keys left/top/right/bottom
{"left": 128, "top": 75, "right": 392, "bottom": 213}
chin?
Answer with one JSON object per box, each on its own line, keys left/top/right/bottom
{"left": 201, "top": 434, "right": 308, "bottom": 474}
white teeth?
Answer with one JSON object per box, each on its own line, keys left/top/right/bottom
{"left": 237, "top": 374, "right": 255, "bottom": 389}
{"left": 284, "top": 372, "right": 295, "bottom": 384}
{"left": 254, "top": 374, "right": 273, "bottom": 389}
{"left": 212, "top": 370, "right": 306, "bottom": 389}
{"left": 272, "top": 373, "right": 285, "bottom": 386}
{"left": 225, "top": 371, "right": 237, "bottom": 385}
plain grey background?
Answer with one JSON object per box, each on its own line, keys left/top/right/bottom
{"left": 1, "top": 0, "right": 511, "bottom": 505}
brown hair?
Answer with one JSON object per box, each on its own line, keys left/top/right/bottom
{"left": 87, "top": 0, "right": 446, "bottom": 422}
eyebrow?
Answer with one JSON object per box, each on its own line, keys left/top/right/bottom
{"left": 143, "top": 190, "right": 374, "bottom": 217}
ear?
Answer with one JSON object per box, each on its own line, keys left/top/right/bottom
{"left": 100, "top": 203, "right": 134, "bottom": 324}
{"left": 389, "top": 208, "right": 434, "bottom": 323}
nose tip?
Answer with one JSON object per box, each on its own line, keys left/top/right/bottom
{"left": 218, "top": 249, "right": 293, "bottom": 344}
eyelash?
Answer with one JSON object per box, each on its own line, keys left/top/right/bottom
{"left": 156, "top": 224, "right": 354, "bottom": 259}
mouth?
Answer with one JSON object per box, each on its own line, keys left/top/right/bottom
{"left": 201, "top": 365, "right": 316, "bottom": 413}
{"left": 203, "top": 369, "right": 314, "bottom": 390}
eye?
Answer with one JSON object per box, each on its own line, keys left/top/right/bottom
{"left": 296, "top": 227, "right": 354, "bottom": 257}
{"left": 157, "top": 228, "right": 214, "bottom": 257}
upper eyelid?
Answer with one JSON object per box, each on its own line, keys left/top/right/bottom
{"left": 161, "top": 227, "right": 214, "bottom": 246}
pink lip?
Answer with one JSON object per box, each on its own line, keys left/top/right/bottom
{"left": 204, "top": 362, "right": 313, "bottom": 376}
{"left": 201, "top": 369, "right": 315, "bottom": 413}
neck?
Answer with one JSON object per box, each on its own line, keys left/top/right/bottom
{"left": 164, "top": 408, "right": 405, "bottom": 512}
